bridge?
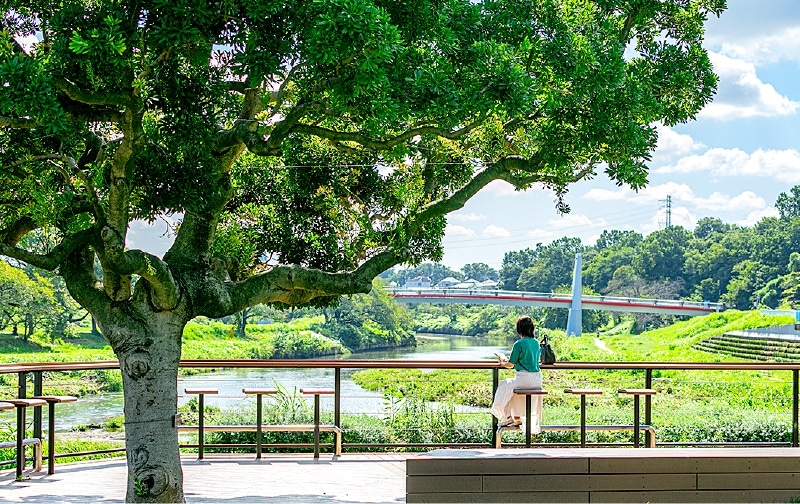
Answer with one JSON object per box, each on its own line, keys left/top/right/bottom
{"left": 387, "top": 288, "right": 726, "bottom": 317}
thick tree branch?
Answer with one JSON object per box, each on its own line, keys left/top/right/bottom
{"left": 408, "top": 156, "right": 546, "bottom": 233}
{"left": 0, "top": 228, "right": 95, "bottom": 271}
{"left": 53, "top": 77, "right": 131, "bottom": 107}
{"left": 225, "top": 249, "right": 399, "bottom": 312}
{"left": 0, "top": 116, "right": 39, "bottom": 128}
{"left": 0, "top": 217, "right": 37, "bottom": 246}
{"left": 96, "top": 224, "right": 179, "bottom": 307}
{"left": 265, "top": 64, "right": 303, "bottom": 118}
{"left": 60, "top": 245, "right": 110, "bottom": 317}
{"left": 290, "top": 119, "right": 484, "bottom": 152}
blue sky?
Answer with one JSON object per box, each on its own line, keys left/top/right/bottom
{"left": 128, "top": 1, "right": 800, "bottom": 272}
{"left": 440, "top": 0, "right": 800, "bottom": 270}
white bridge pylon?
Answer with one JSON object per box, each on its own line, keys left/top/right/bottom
{"left": 387, "top": 288, "right": 725, "bottom": 317}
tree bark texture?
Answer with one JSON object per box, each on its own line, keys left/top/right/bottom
{"left": 102, "top": 311, "right": 186, "bottom": 503}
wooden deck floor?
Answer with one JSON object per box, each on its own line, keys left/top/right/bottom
{"left": 406, "top": 447, "right": 800, "bottom": 503}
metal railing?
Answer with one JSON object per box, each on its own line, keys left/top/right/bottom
{"left": 0, "top": 359, "right": 798, "bottom": 465}
{"left": 387, "top": 288, "right": 726, "bottom": 315}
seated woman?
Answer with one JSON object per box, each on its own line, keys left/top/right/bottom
{"left": 490, "top": 315, "right": 543, "bottom": 431}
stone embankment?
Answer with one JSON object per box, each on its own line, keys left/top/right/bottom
{"left": 693, "top": 324, "right": 800, "bottom": 361}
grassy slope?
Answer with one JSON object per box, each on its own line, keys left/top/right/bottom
{"left": 555, "top": 310, "right": 794, "bottom": 362}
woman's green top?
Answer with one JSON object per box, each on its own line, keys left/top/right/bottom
{"left": 509, "top": 337, "right": 541, "bottom": 372}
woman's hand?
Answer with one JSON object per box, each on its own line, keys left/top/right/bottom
{"left": 496, "top": 353, "right": 512, "bottom": 368}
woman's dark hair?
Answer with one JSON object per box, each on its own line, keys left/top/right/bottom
{"left": 515, "top": 316, "right": 536, "bottom": 338}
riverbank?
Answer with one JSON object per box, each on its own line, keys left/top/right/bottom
{"left": 0, "top": 316, "right": 418, "bottom": 396}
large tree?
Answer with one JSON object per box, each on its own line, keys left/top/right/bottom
{"left": 1, "top": 0, "right": 723, "bottom": 501}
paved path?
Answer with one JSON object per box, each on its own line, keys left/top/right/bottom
{"left": 0, "top": 454, "right": 411, "bottom": 503}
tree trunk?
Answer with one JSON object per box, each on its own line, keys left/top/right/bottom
{"left": 24, "top": 313, "right": 32, "bottom": 340}
{"left": 236, "top": 308, "right": 249, "bottom": 338}
{"left": 108, "top": 313, "right": 185, "bottom": 503}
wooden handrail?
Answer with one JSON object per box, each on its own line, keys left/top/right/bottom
{"left": 4, "top": 359, "right": 800, "bottom": 373}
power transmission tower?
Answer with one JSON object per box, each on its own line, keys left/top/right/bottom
{"left": 659, "top": 195, "right": 672, "bottom": 229}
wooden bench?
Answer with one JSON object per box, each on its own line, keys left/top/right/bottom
{"left": 496, "top": 388, "right": 657, "bottom": 448}
{"left": 176, "top": 424, "right": 343, "bottom": 456}
{"left": 3, "top": 398, "right": 46, "bottom": 478}
{"left": 564, "top": 388, "right": 602, "bottom": 447}
{"left": 496, "top": 423, "right": 657, "bottom": 448}
{"left": 0, "top": 438, "right": 42, "bottom": 472}
{"left": 618, "top": 388, "right": 657, "bottom": 448}
{"left": 508, "top": 388, "right": 548, "bottom": 448}
{"left": 33, "top": 395, "right": 78, "bottom": 474}
{"left": 407, "top": 447, "right": 800, "bottom": 503}
{"left": 181, "top": 387, "right": 342, "bottom": 459}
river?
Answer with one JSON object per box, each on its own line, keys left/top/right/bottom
{"left": 51, "top": 334, "right": 510, "bottom": 430}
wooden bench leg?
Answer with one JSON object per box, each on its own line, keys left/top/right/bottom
{"left": 15, "top": 404, "right": 25, "bottom": 479}
{"left": 524, "top": 395, "right": 532, "bottom": 448}
{"left": 47, "top": 402, "right": 56, "bottom": 474}
{"left": 185, "top": 388, "right": 219, "bottom": 460}
{"left": 579, "top": 395, "right": 587, "bottom": 448}
{"left": 300, "top": 388, "right": 335, "bottom": 459}
{"left": 198, "top": 393, "right": 206, "bottom": 459}
{"left": 255, "top": 394, "right": 263, "bottom": 460}
{"left": 633, "top": 394, "right": 640, "bottom": 448}
{"left": 618, "top": 389, "right": 656, "bottom": 448}
{"left": 312, "top": 393, "right": 321, "bottom": 459}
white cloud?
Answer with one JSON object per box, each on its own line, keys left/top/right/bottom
{"left": 667, "top": 206, "right": 698, "bottom": 231}
{"left": 484, "top": 180, "right": 550, "bottom": 197}
{"left": 700, "top": 52, "right": 800, "bottom": 120}
{"left": 738, "top": 207, "right": 780, "bottom": 226}
{"left": 652, "top": 124, "right": 706, "bottom": 163}
{"left": 548, "top": 214, "right": 608, "bottom": 231}
{"left": 717, "top": 26, "right": 800, "bottom": 65}
{"left": 583, "top": 187, "right": 628, "bottom": 202}
{"left": 694, "top": 191, "right": 766, "bottom": 212}
{"left": 484, "top": 180, "right": 518, "bottom": 196}
{"left": 656, "top": 147, "right": 800, "bottom": 184}
{"left": 585, "top": 182, "right": 769, "bottom": 217}
{"left": 445, "top": 224, "right": 475, "bottom": 237}
{"left": 482, "top": 225, "right": 511, "bottom": 238}
{"left": 126, "top": 218, "right": 179, "bottom": 257}
{"left": 449, "top": 212, "right": 487, "bottom": 222}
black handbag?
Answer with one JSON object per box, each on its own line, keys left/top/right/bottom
{"left": 540, "top": 335, "right": 556, "bottom": 365}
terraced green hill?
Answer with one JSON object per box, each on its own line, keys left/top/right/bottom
{"left": 694, "top": 329, "right": 800, "bottom": 361}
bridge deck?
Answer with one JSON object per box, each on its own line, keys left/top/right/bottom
{"left": 389, "top": 288, "right": 725, "bottom": 316}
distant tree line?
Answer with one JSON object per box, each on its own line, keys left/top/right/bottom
{"left": 387, "top": 186, "right": 800, "bottom": 312}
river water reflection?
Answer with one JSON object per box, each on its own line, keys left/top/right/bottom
{"left": 52, "top": 334, "right": 510, "bottom": 430}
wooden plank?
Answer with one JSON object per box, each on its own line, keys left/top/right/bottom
{"left": 483, "top": 474, "right": 589, "bottom": 492}
{"left": 406, "top": 475, "right": 482, "bottom": 494}
{"left": 591, "top": 489, "right": 800, "bottom": 503}
{"left": 407, "top": 456, "right": 589, "bottom": 476}
{"left": 407, "top": 491, "right": 588, "bottom": 503}
{"left": 699, "top": 472, "right": 800, "bottom": 490}
{"left": 591, "top": 452, "right": 800, "bottom": 474}
{"left": 483, "top": 474, "right": 696, "bottom": 493}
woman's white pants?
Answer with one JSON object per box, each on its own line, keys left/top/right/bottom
{"left": 490, "top": 370, "right": 543, "bottom": 434}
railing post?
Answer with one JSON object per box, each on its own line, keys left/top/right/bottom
{"left": 491, "top": 368, "right": 499, "bottom": 448}
{"left": 793, "top": 369, "right": 799, "bottom": 448}
{"left": 645, "top": 368, "right": 653, "bottom": 448}
{"left": 33, "top": 372, "right": 43, "bottom": 444}
{"left": 198, "top": 393, "right": 205, "bottom": 459}
{"left": 335, "top": 368, "right": 341, "bottom": 430}
{"left": 17, "top": 371, "right": 27, "bottom": 399}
